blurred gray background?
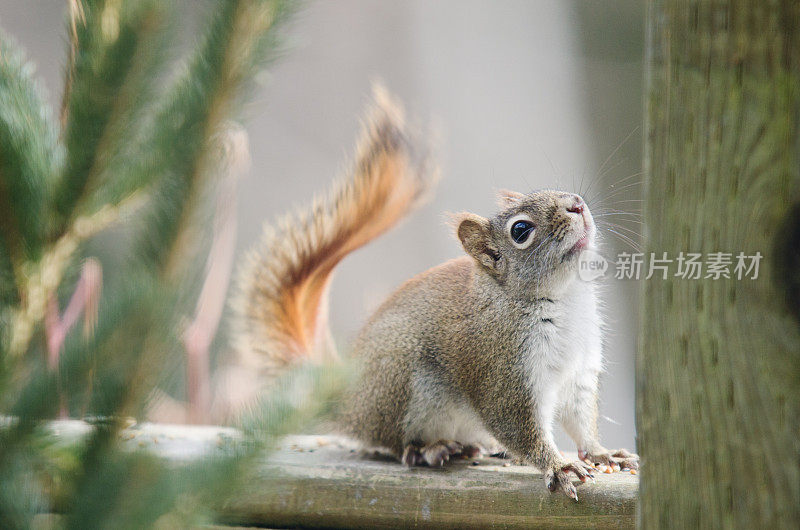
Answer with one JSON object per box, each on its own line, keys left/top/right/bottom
{"left": 0, "top": 0, "right": 643, "bottom": 450}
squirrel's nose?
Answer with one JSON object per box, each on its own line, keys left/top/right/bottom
{"left": 566, "top": 198, "right": 584, "bottom": 214}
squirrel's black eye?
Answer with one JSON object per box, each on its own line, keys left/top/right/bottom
{"left": 510, "top": 220, "right": 534, "bottom": 244}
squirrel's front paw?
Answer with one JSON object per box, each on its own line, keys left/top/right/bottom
{"left": 545, "top": 460, "right": 595, "bottom": 501}
{"left": 579, "top": 447, "right": 639, "bottom": 470}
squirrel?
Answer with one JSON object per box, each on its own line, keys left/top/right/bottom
{"left": 232, "top": 86, "right": 638, "bottom": 500}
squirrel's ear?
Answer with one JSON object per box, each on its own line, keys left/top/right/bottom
{"left": 453, "top": 213, "right": 505, "bottom": 274}
{"left": 495, "top": 189, "right": 525, "bottom": 209}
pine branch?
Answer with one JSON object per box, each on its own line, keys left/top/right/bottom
{"left": 135, "top": 0, "right": 296, "bottom": 279}
{"left": 8, "top": 192, "right": 145, "bottom": 357}
{"left": 60, "top": 0, "right": 86, "bottom": 128}
{"left": 0, "top": 1, "right": 312, "bottom": 526}
{"left": 0, "top": 33, "right": 60, "bottom": 278}
{"left": 53, "top": 0, "right": 170, "bottom": 235}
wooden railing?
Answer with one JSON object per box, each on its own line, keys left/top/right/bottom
{"left": 39, "top": 421, "right": 638, "bottom": 529}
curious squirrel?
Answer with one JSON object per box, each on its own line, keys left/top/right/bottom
{"left": 233, "top": 87, "right": 638, "bottom": 500}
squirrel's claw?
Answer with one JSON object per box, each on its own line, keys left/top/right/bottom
{"left": 564, "top": 460, "right": 596, "bottom": 482}
{"left": 460, "top": 444, "right": 482, "bottom": 459}
{"left": 402, "top": 445, "right": 424, "bottom": 467}
{"left": 546, "top": 460, "right": 594, "bottom": 501}
{"left": 580, "top": 447, "right": 639, "bottom": 470}
{"left": 611, "top": 448, "right": 639, "bottom": 470}
{"left": 422, "top": 440, "right": 463, "bottom": 467}
{"left": 545, "top": 469, "right": 580, "bottom": 501}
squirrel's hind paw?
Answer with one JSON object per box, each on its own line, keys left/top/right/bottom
{"left": 403, "top": 440, "right": 466, "bottom": 467}
{"left": 422, "top": 440, "right": 463, "bottom": 467}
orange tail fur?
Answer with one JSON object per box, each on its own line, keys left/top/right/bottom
{"left": 231, "top": 86, "right": 439, "bottom": 379}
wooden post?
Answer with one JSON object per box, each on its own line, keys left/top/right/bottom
{"left": 640, "top": 0, "right": 800, "bottom": 527}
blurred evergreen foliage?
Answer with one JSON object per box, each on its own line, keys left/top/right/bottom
{"left": 0, "top": 1, "right": 346, "bottom": 528}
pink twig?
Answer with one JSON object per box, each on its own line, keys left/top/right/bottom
{"left": 43, "top": 258, "right": 103, "bottom": 418}
{"left": 184, "top": 124, "right": 250, "bottom": 424}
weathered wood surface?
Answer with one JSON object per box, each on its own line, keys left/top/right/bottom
{"left": 220, "top": 435, "right": 637, "bottom": 529}
{"left": 46, "top": 421, "right": 637, "bottom": 528}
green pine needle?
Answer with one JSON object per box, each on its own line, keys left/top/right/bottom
{"left": 0, "top": 1, "right": 317, "bottom": 527}
{"left": 0, "top": 33, "right": 61, "bottom": 267}
{"left": 54, "top": 0, "right": 171, "bottom": 234}
{"left": 135, "top": 0, "right": 296, "bottom": 277}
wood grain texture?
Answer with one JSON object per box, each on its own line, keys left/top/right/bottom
{"left": 41, "top": 423, "right": 638, "bottom": 528}
{"left": 220, "top": 435, "right": 637, "bottom": 529}
{"left": 641, "top": 0, "right": 800, "bottom": 527}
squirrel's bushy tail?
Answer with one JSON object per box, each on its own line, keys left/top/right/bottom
{"left": 231, "top": 86, "right": 438, "bottom": 379}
